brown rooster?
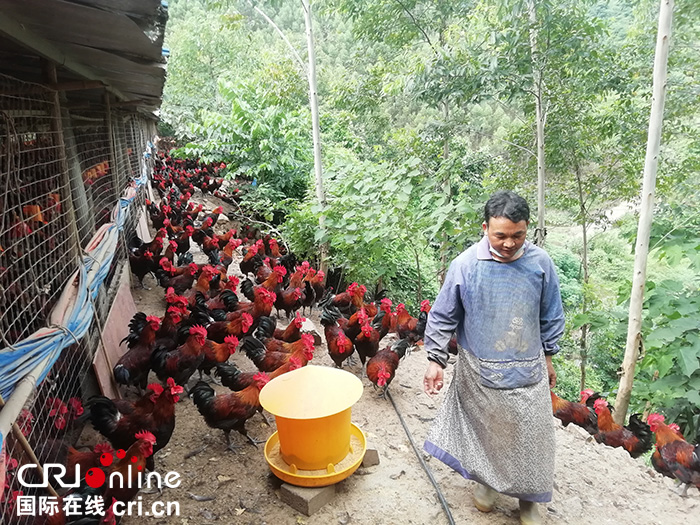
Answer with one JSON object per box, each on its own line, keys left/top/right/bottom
{"left": 151, "top": 325, "right": 208, "bottom": 386}
{"left": 113, "top": 314, "right": 161, "bottom": 392}
{"left": 550, "top": 390, "right": 598, "bottom": 434}
{"left": 366, "top": 338, "right": 411, "bottom": 396}
{"left": 593, "top": 399, "right": 653, "bottom": 458}
{"left": 648, "top": 413, "right": 700, "bottom": 496}
{"left": 191, "top": 373, "right": 270, "bottom": 451}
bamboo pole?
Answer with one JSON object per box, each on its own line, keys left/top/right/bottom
{"left": 613, "top": 0, "right": 674, "bottom": 425}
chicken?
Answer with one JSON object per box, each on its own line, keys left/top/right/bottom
{"left": 234, "top": 286, "right": 277, "bottom": 320}
{"left": 199, "top": 335, "right": 239, "bottom": 378}
{"left": 239, "top": 244, "right": 263, "bottom": 276}
{"left": 274, "top": 286, "right": 304, "bottom": 319}
{"left": 354, "top": 321, "right": 380, "bottom": 366}
{"left": 206, "top": 311, "right": 254, "bottom": 344}
{"left": 113, "top": 314, "right": 161, "bottom": 392}
{"left": 550, "top": 390, "right": 598, "bottom": 434}
{"left": 151, "top": 325, "right": 208, "bottom": 386}
{"left": 318, "top": 282, "right": 366, "bottom": 315}
{"left": 174, "top": 225, "right": 194, "bottom": 255}
{"left": 163, "top": 240, "right": 178, "bottom": 265}
{"left": 648, "top": 413, "right": 700, "bottom": 496}
{"left": 191, "top": 373, "right": 270, "bottom": 451}
{"left": 241, "top": 333, "right": 315, "bottom": 372}
{"left": 366, "top": 338, "right": 411, "bottom": 396}
{"left": 247, "top": 265, "right": 286, "bottom": 294}
{"left": 321, "top": 307, "right": 355, "bottom": 368}
{"left": 183, "top": 266, "right": 219, "bottom": 306}
{"left": 273, "top": 312, "right": 305, "bottom": 342}
{"left": 593, "top": 399, "right": 653, "bottom": 458}
{"left": 202, "top": 206, "right": 225, "bottom": 227}
{"left": 86, "top": 379, "right": 182, "bottom": 470}
{"left": 396, "top": 300, "right": 431, "bottom": 343}
{"left": 128, "top": 249, "right": 155, "bottom": 289}
{"left": 376, "top": 298, "right": 396, "bottom": 339}
{"left": 102, "top": 431, "right": 157, "bottom": 504}
{"left": 215, "top": 362, "right": 258, "bottom": 391}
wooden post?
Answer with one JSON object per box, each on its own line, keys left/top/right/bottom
{"left": 42, "top": 60, "right": 83, "bottom": 260}
{"left": 613, "top": 0, "right": 673, "bottom": 425}
{"left": 104, "top": 92, "right": 117, "bottom": 192}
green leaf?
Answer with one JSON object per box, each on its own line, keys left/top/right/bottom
{"left": 656, "top": 353, "right": 676, "bottom": 378}
{"left": 685, "top": 390, "right": 700, "bottom": 405}
{"left": 678, "top": 347, "right": 700, "bottom": 377}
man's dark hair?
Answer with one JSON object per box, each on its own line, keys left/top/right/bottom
{"left": 484, "top": 190, "right": 530, "bottom": 224}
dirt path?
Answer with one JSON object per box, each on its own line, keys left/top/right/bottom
{"left": 100, "top": 202, "right": 698, "bottom": 525}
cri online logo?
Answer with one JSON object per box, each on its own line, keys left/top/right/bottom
{"left": 17, "top": 450, "right": 181, "bottom": 490}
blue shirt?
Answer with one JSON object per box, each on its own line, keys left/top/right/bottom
{"left": 424, "top": 237, "right": 565, "bottom": 389}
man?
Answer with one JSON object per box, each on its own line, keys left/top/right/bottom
{"left": 423, "top": 190, "right": 564, "bottom": 525}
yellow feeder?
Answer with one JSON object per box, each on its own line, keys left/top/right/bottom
{"left": 259, "top": 365, "right": 366, "bottom": 487}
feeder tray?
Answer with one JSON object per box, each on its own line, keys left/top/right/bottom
{"left": 264, "top": 423, "right": 366, "bottom": 487}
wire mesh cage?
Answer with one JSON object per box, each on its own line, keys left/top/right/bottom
{"left": 0, "top": 72, "right": 155, "bottom": 522}
{"left": 0, "top": 73, "right": 80, "bottom": 347}
{"left": 0, "top": 321, "right": 99, "bottom": 525}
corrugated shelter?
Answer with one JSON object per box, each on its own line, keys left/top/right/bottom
{"left": 0, "top": 2, "right": 168, "bottom": 521}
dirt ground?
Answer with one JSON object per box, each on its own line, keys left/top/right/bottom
{"left": 91, "top": 198, "right": 699, "bottom": 525}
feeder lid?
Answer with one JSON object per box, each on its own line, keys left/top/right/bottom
{"left": 259, "top": 365, "right": 363, "bottom": 419}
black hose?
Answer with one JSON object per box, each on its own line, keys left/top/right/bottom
{"left": 386, "top": 389, "right": 456, "bottom": 525}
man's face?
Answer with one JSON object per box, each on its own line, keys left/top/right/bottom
{"left": 483, "top": 217, "right": 528, "bottom": 262}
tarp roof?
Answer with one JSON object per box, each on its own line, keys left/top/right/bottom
{"left": 0, "top": 0, "right": 168, "bottom": 114}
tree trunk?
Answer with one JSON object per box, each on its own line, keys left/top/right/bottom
{"left": 614, "top": 0, "right": 673, "bottom": 425}
{"left": 576, "top": 164, "right": 590, "bottom": 391}
{"left": 439, "top": 99, "right": 451, "bottom": 285}
{"left": 413, "top": 246, "right": 423, "bottom": 304}
{"left": 301, "top": 0, "right": 329, "bottom": 277}
{"left": 528, "top": 0, "right": 546, "bottom": 247}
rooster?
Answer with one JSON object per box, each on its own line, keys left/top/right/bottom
{"left": 102, "top": 431, "right": 157, "bottom": 504}
{"left": 206, "top": 311, "right": 254, "bottom": 343}
{"left": 151, "top": 325, "right": 208, "bottom": 387}
{"left": 321, "top": 306, "right": 355, "bottom": 368}
{"left": 86, "top": 379, "right": 182, "bottom": 471}
{"left": 113, "top": 314, "right": 161, "bottom": 392}
{"left": 366, "top": 338, "right": 411, "bottom": 396}
{"left": 396, "top": 300, "right": 430, "bottom": 344}
{"left": 354, "top": 321, "right": 380, "bottom": 366}
{"left": 191, "top": 373, "right": 270, "bottom": 451}
{"left": 593, "top": 399, "right": 653, "bottom": 458}
{"left": 274, "top": 286, "right": 304, "bottom": 319}
{"left": 128, "top": 249, "right": 155, "bottom": 289}
{"left": 550, "top": 390, "right": 598, "bottom": 434}
{"left": 648, "top": 413, "right": 700, "bottom": 496}
{"left": 199, "top": 335, "right": 239, "bottom": 379}
{"left": 319, "top": 282, "right": 366, "bottom": 316}
{"left": 242, "top": 333, "right": 315, "bottom": 372}
{"left": 275, "top": 312, "right": 305, "bottom": 341}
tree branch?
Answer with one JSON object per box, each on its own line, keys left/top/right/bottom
{"left": 392, "top": 0, "right": 439, "bottom": 57}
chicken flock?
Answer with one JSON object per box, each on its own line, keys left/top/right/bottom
{"left": 1, "top": 154, "right": 428, "bottom": 524}
{"left": 551, "top": 389, "right": 700, "bottom": 496}
{"left": 3, "top": 153, "right": 698, "bottom": 524}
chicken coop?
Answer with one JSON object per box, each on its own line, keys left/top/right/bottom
{"left": 0, "top": 2, "right": 168, "bottom": 522}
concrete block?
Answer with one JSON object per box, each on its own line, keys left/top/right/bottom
{"left": 362, "top": 445, "right": 380, "bottom": 467}
{"left": 280, "top": 483, "right": 336, "bottom": 516}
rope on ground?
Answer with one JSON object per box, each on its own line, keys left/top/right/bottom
{"left": 386, "top": 388, "right": 456, "bottom": 525}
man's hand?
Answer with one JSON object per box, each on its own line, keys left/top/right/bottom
{"left": 424, "top": 361, "right": 445, "bottom": 396}
{"left": 545, "top": 355, "right": 556, "bottom": 388}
